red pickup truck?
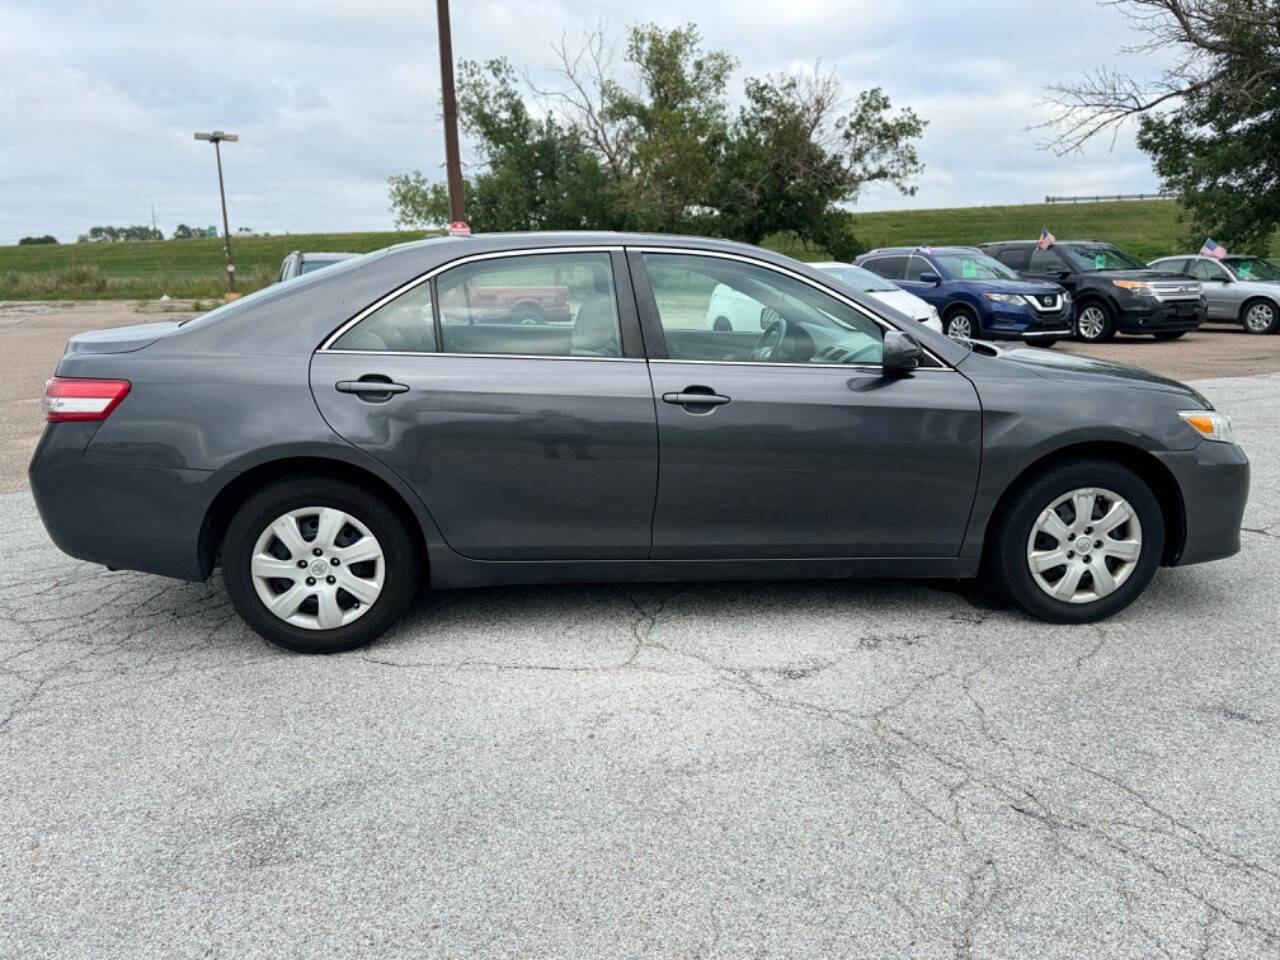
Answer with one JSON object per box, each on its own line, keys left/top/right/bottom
{"left": 439, "top": 283, "right": 572, "bottom": 325}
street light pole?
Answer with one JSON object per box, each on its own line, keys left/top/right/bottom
{"left": 194, "top": 130, "right": 239, "bottom": 294}
{"left": 435, "top": 0, "right": 466, "bottom": 228}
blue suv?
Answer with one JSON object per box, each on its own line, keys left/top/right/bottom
{"left": 855, "top": 246, "right": 1073, "bottom": 343}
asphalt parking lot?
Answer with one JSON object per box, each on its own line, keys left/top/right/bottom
{"left": 2, "top": 304, "right": 1279, "bottom": 957}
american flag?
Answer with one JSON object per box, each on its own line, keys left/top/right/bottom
{"left": 1037, "top": 226, "right": 1056, "bottom": 250}
{"left": 1200, "top": 238, "right": 1227, "bottom": 259}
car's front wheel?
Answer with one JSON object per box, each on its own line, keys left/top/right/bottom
{"left": 945, "top": 307, "right": 978, "bottom": 340}
{"left": 990, "top": 459, "right": 1163, "bottom": 623}
{"left": 1241, "top": 298, "right": 1279, "bottom": 335}
{"left": 222, "top": 477, "right": 419, "bottom": 653}
{"left": 1075, "top": 302, "right": 1115, "bottom": 342}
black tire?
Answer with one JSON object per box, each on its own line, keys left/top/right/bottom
{"left": 1074, "top": 301, "right": 1116, "bottom": 342}
{"left": 509, "top": 304, "right": 547, "bottom": 325}
{"left": 222, "top": 476, "right": 419, "bottom": 654}
{"left": 1240, "top": 298, "right": 1280, "bottom": 335}
{"left": 1153, "top": 331, "right": 1186, "bottom": 341}
{"left": 945, "top": 307, "right": 978, "bottom": 340}
{"left": 988, "top": 458, "right": 1164, "bottom": 624}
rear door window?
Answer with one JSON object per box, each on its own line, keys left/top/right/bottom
{"left": 865, "top": 256, "right": 907, "bottom": 281}
{"left": 435, "top": 252, "right": 621, "bottom": 357}
{"left": 994, "top": 247, "right": 1031, "bottom": 271}
{"left": 1027, "top": 248, "right": 1065, "bottom": 273}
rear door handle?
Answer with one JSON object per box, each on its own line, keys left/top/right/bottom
{"left": 662, "top": 386, "right": 731, "bottom": 412}
{"left": 336, "top": 380, "right": 408, "bottom": 395}
{"left": 662, "top": 392, "right": 730, "bottom": 406}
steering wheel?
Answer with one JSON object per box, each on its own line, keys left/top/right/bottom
{"left": 750, "top": 316, "right": 814, "bottom": 363}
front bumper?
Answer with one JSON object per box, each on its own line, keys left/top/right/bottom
{"left": 29, "top": 423, "right": 224, "bottom": 582}
{"left": 980, "top": 303, "right": 1074, "bottom": 340}
{"left": 1154, "top": 441, "right": 1249, "bottom": 566}
{"left": 1117, "top": 298, "right": 1205, "bottom": 333}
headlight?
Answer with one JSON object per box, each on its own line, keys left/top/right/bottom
{"left": 1113, "top": 280, "right": 1154, "bottom": 297}
{"left": 1062, "top": 291, "right": 1072, "bottom": 304}
{"left": 927, "top": 305, "right": 940, "bottom": 320}
{"left": 983, "top": 292, "right": 1024, "bottom": 305}
{"left": 1179, "top": 410, "right": 1237, "bottom": 444}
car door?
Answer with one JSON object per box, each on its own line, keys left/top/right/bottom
{"left": 310, "top": 247, "right": 658, "bottom": 561}
{"left": 896, "top": 254, "right": 944, "bottom": 307}
{"left": 631, "top": 249, "right": 982, "bottom": 560}
{"left": 1023, "top": 246, "right": 1074, "bottom": 290}
{"left": 1188, "top": 258, "right": 1238, "bottom": 319}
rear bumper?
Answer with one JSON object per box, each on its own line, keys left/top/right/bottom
{"left": 1118, "top": 299, "right": 1205, "bottom": 333}
{"left": 1154, "top": 441, "right": 1249, "bottom": 566}
{"left": 29, "top": 423, "right": 222, "bottom": 582}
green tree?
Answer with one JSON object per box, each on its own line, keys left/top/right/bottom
{"left": 18, "top": 235, "right": 58, "bottom": 245}
{"left": 171, "top": 224, "right": 204, "bottom": 240}
{"left": 712, "top": 74, "right": 924, "bottom": 258}
{"left": 1044, "top": 0, "right": 1280, "bottom": 252}
{"left": 389, "top": 22, "right": 926, "bottom": 255}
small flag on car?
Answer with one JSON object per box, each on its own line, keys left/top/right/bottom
{"left": 1037, "top": 226, "right": 1056, "bottom": 250}
{"left": 1200, "top": 238, "right": 1227, "bottom": 259}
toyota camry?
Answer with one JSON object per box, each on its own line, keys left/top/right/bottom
{"left": 30, "top": 233, "right": 1250, "bottom": 653}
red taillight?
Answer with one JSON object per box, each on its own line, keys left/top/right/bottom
{"left": 44, "top": 377, "right": 131, "bottom": 423}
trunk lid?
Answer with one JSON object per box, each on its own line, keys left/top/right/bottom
{"left": 63, "top": 321, "right": 180, "bottom": 356}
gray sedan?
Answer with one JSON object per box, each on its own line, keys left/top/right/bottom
{"left": 30, "top": 233, "right": 1249, "bottom": 653}
{"left": 1149, "top": 254, "right": 1280, "bottom": 334}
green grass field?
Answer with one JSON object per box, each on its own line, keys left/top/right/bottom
{"left": 3, "top": 200, "right": 1276, "bottom": 300}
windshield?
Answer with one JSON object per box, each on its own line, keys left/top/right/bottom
{"left": 816, "top": 264, "right": 898, "bottom": 293}
{"left": 933, "top": 251, "right": 1019, "bottom": 281}
{"left": 1226, "top": 257, "right": 1280, "bottom": 281}
{"left": 1059, "top": 243, "right": 1147, "bottom": 272}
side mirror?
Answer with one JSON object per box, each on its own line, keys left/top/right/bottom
{"left": 882, "top": 330, "right": 923, "bottom": 375}
{"left": 918, "top": 271, "right": 941, "bottom": 285}
{"left": 1057, "top": 270, "right": 1072, "bottom": 280}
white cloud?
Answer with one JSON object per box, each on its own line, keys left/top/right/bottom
{"left": 2, "top": 0, "right": 1175, "bottom": 242}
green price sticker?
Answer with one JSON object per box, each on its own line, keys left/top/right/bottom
{"left": 1094, "top": 253, "right": 1107, "bottom": 270}
{"left": 962, "top": 259, "right": 977, "bottom": 279}
{"left": 1238, "top": 262, "right": 1253, "bottom": 278}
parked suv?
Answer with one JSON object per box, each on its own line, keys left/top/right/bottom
{"left": 1147, "top": 254, "right": 1280, "bottom": 335}
{"left": 855, "top": 246, "right": 1072, "bottom": 343}
{"left": 981, "top": 240, "right": 1206, "bottom": 342}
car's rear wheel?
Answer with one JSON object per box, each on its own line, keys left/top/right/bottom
{"left": 945, "top": 307, "right": 977, "bottom": 340}
{"left": 1153, "top": 331, "right": 1186, "bottom": 341}
{"left": 1075, "top": 302, "right": 1115, "bottom": 342}
{"left": 1241, "top": 298, "right": 1279, "bottom": 335}
{"left": 712, "top": 315, "right": 732, "bottom": 332}
{"left": 990, "top": 459, "right": 1163, "bottom": 623}
{"left": 222, "top": 477, "right": 419, "bottom": 653}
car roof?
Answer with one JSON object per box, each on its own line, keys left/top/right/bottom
{"left": 300, "top": 252, "right": 359, "bottom": 259}
{"left": 981, "top": 239, "right": 1109, "bottom": 247}
{"left": 860, "top": 246, "right": 980, "bottom": 256}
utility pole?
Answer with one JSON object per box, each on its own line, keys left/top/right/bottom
{"left": 194, "top": 130, "right": 239, "bottom": 294}
{"left": 435, "top": 0, "right": 467, "bottom": 230}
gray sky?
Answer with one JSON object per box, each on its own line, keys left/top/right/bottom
{"left": 2, "top": 0, "right": 1170, "bottom": 244}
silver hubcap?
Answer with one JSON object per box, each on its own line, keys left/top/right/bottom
{"left": 250, "top": 507, "right": 385, "bottom": 630}
{"left": 947, "top": 314, "right": 972, "bottom": 339}
{"left": 1026, "top": 487, "right": 1142, "bottom": 604}
{"left": 1077, "top": 306, "right": 1106, "bottom": 340}
{"left": 1245, "top": 303, "right": 1274, "bottom": 332}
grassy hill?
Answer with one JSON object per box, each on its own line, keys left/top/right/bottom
{"left": 3, "top": 200, "right": 1275, "bottom": 300}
